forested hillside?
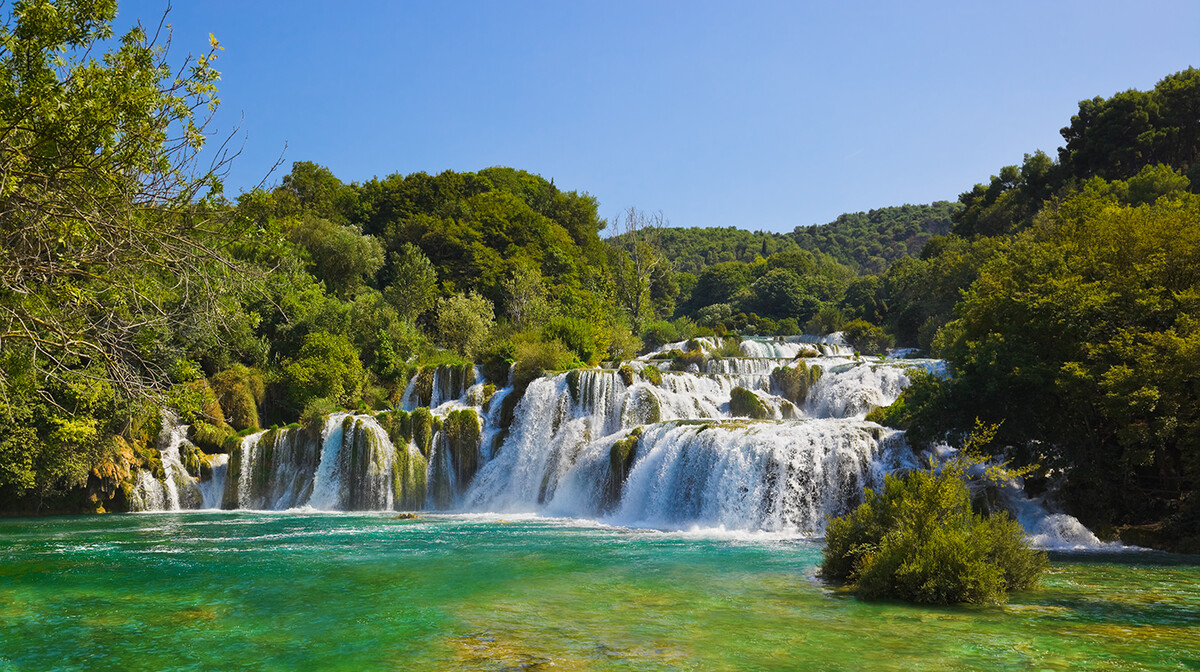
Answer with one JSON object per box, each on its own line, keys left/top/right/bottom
{"left": 870, "top": 67, "right": 1200, "bottom": 548}
{"left": 790, "top": 201, "right": 960, "bottom": 274}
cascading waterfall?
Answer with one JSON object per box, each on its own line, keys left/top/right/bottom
{"left": 126, "top": 339, "right": 1110, "bottom": 547}
{"left": 129, "top": 412, "right": 205, "bottom": 512}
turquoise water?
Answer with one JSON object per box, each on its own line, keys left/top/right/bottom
{"left": 1, "top": 513, "right": 1197, "bottom": 671}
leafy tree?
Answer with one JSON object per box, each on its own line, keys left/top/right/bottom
{"left": 689, "top": 261, "right": 753, "bottom": 311}
{"left": 0, "top": 0, "right": 249, "bottom": 397}
{"left": 280, "top": 332, "right": 365, "bottom": 411}
{"left": 842, "top": 319, "right": 892, "bottom": 354}
{"left": 435, "top": 291, "right": 495, "bottom": 358}
{"left": 502, "top": 260, "right": 550, "bottom": 329}
{"left": 608, "top": 208, "right": 666, "bottom": 333}
{"left": 285, "top": 214, "right": 384, "bottom": 298}
{"left": 929, "top": 187, "right": 1200, "bottom": 527}
{"left": 383, "top": 243, "right": 438, "bottom": 323}
{"left": 745, "top": 269, "right": 818, "bottom": 321}
{"left": 271, "top": 161, "right": 359, "bottom": 225}
{"left": 793, "top": 202, "right": 960, "bottom": 273}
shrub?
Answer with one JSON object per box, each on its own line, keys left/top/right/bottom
{"left": 511, "top": 339, "right": 580, "bottom": 393}
{"left": 821, "top": 469, "right": 1046, "bottom": 605}
{"left": 606, "top": 322, "right": 643, "bottom": 361}
{"left": 542, "top": 316, "right": 603, "bottom": 365}
{"left": 640, "top": 320, "right": 679, "bottom": 351}
{"left": 842, "top": 319, "right": 893, "bottom": 355}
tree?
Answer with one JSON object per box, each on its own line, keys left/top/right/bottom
{"left": 0, "top": 0, "right": 249, "bottom": 398}
{"left": 929, "top": 187, "right": 1200, "bottom": 528}
{"left": 383, "top": 243, "right": 439, "bottom": 324}
{"left": 502, "top": 259, "right": 550, "bottom": 329}
{"left": 608, "top": 208, "right": 665, "bottom": 333}
{"left": 435, "top": 291, "right": 494, "bottom": 358}
{"left": 285, "top": 214, "right": 383, "bottom": 298}
{"left": 744, "top": 269, "right": 818, "bottom": 321}
{"left": 280, "top": 332, "right": 365, "bottom": 411}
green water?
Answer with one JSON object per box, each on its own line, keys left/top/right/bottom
{"left": 0, "top": 513, "right": 1197, "bottom": 671}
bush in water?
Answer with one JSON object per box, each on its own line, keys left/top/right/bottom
{"left": 821, "top": 469, "right": 1046, "bottom": 605}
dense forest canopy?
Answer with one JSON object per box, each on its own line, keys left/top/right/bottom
{"left": 1, "top": 2, "right": 1198, "bottom": 549}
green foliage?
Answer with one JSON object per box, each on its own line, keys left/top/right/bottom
{"left": 0, "top": 0, "right": 251, "bottom": 398}
{"left": 793, "top": 202, "right": 961, "bottom": 274}
{"left": 281, "top": 332, "right": 366, "bottom": 411}
{"left": 729, "top": 387, "right": 770, "bottom": 419}
{"left": 285, "top": 214, "right": 384, "bottom": 298}
{"left": 806, "top": 305, "right": 847, "bottom": 335}
{"left": 821, "top": 469, "right": 1047, "bottom": 605}
{"left": 502, "top": 260, "right": 551, "bottom": 329}
{"left": 510, "top": 339, "right": 579, "bottom": 393}
{"left": 605, "top": 322, "right": 643, "bottom": 362}
{"left": 1060, "top": 68, "right": 1200, "bottom": 185}
{"left": 929, "top": 188, "right": 1200, "bottom": 527}
{"left": 383, "top": 243, "right": 438, "bottom": 323}
{"left": 210, "top": 365, "right": 266, "bottom": 431}
{"left": 640, "top": 320, "right": 681, "bottom": 351}
{"left": 435, "top": 291, "right": 495, "bottom": 359}
{"left": 542, "top": 316, "right": 605, "bottom": 366}
{"left": 882, "top": 235, "right": 1005, "bottom": 349}
{"left": 745, "top": 269, "right": 819, "bottom": 322}
{"left": 299, "top": 397, "right": 337, "bottom": 436}
{"left": 635, "top": 227, "right": 797, "bottom": 276}
{"left": 842, "top": 319, "right": 893, "bottom": 355}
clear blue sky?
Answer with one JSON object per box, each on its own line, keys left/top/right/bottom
{"left": 117, "top": 1, "right": 1198, "bottom": 233}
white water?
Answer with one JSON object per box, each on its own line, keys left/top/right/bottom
{"left": 128, "top": 336, "right": 1110, "bottom": 549}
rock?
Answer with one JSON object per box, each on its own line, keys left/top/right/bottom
{"left": 772, "top": 362, "right": 822, "bottom": 406}
{"left": 729, "top": 387, "right": 770, "bottom": 420}
{"left": 604, "top": 427, "right": 642, "bottom": 511}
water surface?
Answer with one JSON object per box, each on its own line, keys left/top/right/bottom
{"left": 1, "top": 512, "right": 1197, "bottom": 670}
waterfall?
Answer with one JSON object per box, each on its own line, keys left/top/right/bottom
{"left": 127, "top": 335, "right": 1110, "bottom": 548}
{"left": 128, "top": 412, "right": 205, "bottom": 512}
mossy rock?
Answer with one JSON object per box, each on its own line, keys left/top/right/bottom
{"left": 210, "top": 364, "right": 266, "bottom": 431}
{"left": 411, "top": 407, "right": 435, "bottom": 458}
{"left": 618, "top": 364, "right": 636, "bottom": 387}
{"left": 566, "top": 369, "right": 584, "bottom": 404}
{"left": 640, "top": 365, "right": 662, "bottom": 386}
{"left": 412, "top": 367, "right": 436, "bottom": 407}
{"left": 772, "top": 362, "right": 822, "bottom": 406}
{"left": 622, "top": 387, "right": 662, "bottom": 426}
{"left": 729, "top": 386, "right": 770, "bottom": 420}
{"left": 190, "top": 420, "right": 235, "bottom": 454}
{"left": 442, "top": 409, "right": 482, "bottom": 494}
{"left": 221, "top": 433, "right": 245, "bottom": 454}
{"left": 377, "top": 409, "right": 414, "bottom": 448}
{"left": 604, "top": 427, "right": 642, "bottom": 511}
{"left": 473, "top": 383, "right": 498, "bottom": 408}
{"left": 498, "top": 389, "right": 523, "bottom": 431}
{"left": 480, "top": 357, "right": 513, "bottom": 388}
{"left": 669, "top": 348, "right": 706, "bottom": 372}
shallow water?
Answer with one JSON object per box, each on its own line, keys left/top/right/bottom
{"left": 1, "top": 513, "right": 1197, "bottom": 671}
